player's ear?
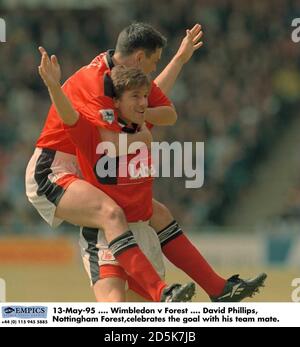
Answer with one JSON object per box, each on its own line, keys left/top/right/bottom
{"left": 135, "top": 50, "right": 145, "bottom": 64}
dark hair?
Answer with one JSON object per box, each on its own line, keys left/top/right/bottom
{"left": 110, "top": 65, "right": 151, "bottom": 98}
{"left": 115, "top": 22, "right": 167, "bottom": 57}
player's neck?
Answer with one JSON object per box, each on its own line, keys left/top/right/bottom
{"left": 118, "top": 115, "right": 132, "bottom": 127}
{"left": 112, "top": 52, "right": 134, "bottom": 67}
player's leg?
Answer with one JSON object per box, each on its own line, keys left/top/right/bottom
{"left": 94, "top": 270, "right": 151, "bottom": 302}
{"left": 150, "top": 199, "right": 226, "bottom": 297}
{"left": 55, "top": 179, "right": 128, "bottom": 243}
{"left": 82, "top": 223, "right": 156, "bottom": 303}
{"left": 124, "top": 222, "right": 196, "bottom": 303}
{"left": 126, "top": 278, "right": 152, "bottom": 302}
{"left": 93, "top": 277, "right": 126, "bottom": 302}
{"left": 81, "top": 225, "right": 171, "bottom": 302}
{"left": 126, "top": 289, "right": 149, "bottom": 302}
{"left": 82, "top": 242, "right": 127, "bottom": 302}
{"left": 93, "top": 279, "right": 149, "bottom": 302}
{"left": 26, "top": 149, "right": 174, "bottom": 301}
{"left": 125, "top": 221, "right": 165, "bottom": 302}
{"left": 26, "top": 148, "right": 128, "bottom": 242}
{"left": 93, "top": 276, "right": 150, "bottom": 302}
{"left": 80, "top": 224, "right": 195, "bottom": 303}
{"left": 150, "top": 199, "right": 267, "bottom": 301}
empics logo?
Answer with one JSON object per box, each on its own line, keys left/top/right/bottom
{"left": 291, "top": 18, "right": 300, "bottom": 43}
{"left": 0, "top": 278, "right": 6, "bottom": 302}
{"left": 1, "top": 306, "right": 48, "bottom": 319}
{"left": 0, "top": 18, "right": 6, "bottom": 42}
{"left": 3, "top": 307, "right": 14, "bottom": 314}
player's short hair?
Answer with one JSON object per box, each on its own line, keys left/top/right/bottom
{"left": 110, "top": 65, "right": 151, "bottom": 98}
{"left": 115, "top": 22, "right": 167, "bottom": 57}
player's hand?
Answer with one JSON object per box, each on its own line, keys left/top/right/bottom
{"left": 174, "top": 24, "right": 203, "bottom": 65}
{"left": 38, "top": 46, "right": 61, "bottom": 89}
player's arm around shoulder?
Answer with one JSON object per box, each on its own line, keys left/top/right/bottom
{"left": 144, "top": 105, "right": 177, "bottom": 126}
{"left": 144, "top": 81, "right": 177, "bottom": 126}
{"left": 38, "top": 46, "right": 79, "bottom": 126}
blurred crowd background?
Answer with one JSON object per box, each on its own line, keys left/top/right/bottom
{"left": 1, "top": 0, "right": 300, "bottom": 233}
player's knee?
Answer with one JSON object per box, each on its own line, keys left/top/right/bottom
{"left": 103, "top": 204, "right": 126, "bottom": 225}
{"left": 89, "top": 201, "right": 126, "bottom": 230}
{"left": 94, "top": 278, "right": 126, "bottom": 302}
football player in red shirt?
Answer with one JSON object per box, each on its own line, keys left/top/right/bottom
{"left": 28, "top": 23, "right": 267, "bottom": 302}
{"left": 38, "top": 56, "right": 197, "bottom": 301}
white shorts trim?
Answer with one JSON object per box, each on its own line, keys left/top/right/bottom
{"left": 79, "top": 221, "right": 165, "bottom": 285}
{"left": 25, "top": 148, "right": 81, "bottom": 227}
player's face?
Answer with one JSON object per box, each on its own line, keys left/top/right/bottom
{"left": 114, "top": 85, "right": 149, "bottom": 125}
{"left": 138, "top": 48, "right": 162, "bottom": 74}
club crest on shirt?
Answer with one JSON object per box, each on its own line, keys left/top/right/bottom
{"left": 99, "top": 109, "right": 115, "bottom": 124}
{"left": 101, "top": 249, "right": 115, "bottom": 261}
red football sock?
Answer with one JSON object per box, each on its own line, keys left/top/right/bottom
{"left": 115, "top": 246, "right": 166, "bottom": 302}
{"left": 109, "top": 231, "right": 166, "bottom": 302}
{"left": 160, "top": 223, "right": 226, "bottom": 297}
{"left": 127, "top": 276, "right": 153, "bottom": 301}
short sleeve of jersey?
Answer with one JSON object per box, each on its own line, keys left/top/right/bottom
{"left": 148, "top": 81, "right": 172, "bottom": 108}
{"left": 63, "top": 113, "right": 100, "bottom": 162}
{"left": 64, "top": 61, "right": 122, "bottom": 133}
{"left": 146, "top": 81, "right": 172, "bottom": 129}
{"left": 77, "top": 97, "right": 122, "bottom": 133}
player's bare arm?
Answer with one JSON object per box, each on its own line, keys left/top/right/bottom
{"left": 144, "top": 24, "right": 201, "bottom": 125}
{"left": 38, "top": 46, "right": 79, "bottom": 126}
{"left": 99, "top": 123, "right": 153, "bottom": 156}
{"left": 144, "top": 105, "right": 177, "bottom": 126}
{"left": 155, "top": 23, "right": 203, "bottom": 95}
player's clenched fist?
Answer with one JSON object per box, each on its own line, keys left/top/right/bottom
{"left": 38, "top": 46, "right": 61, "bottom": 89}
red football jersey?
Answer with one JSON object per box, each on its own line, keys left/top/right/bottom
{"left": 64, "top": 114, "right": 154, "bottom": 222}
{"left": 36, "top": 50, "right": 171, "bottom": 154}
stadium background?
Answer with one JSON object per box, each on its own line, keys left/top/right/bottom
{"left": 0, "top": 0, "right": 300, "bottom": 302}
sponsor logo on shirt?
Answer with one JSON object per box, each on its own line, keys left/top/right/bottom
{"left": 128, "top": 163, "right": 156, "bottom": 179}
